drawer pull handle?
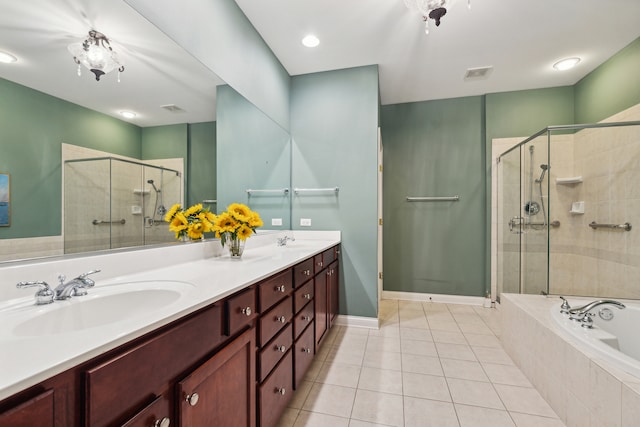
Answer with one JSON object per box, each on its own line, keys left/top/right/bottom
{"left": 276, "top": 315, "right": 287, "bottom": 323}
{"left": 302, "top": 347, "right": 312, "bottom": 354}
{"left": 275, "top": 285, "right": 286, "bottom": 293}
{"left": 154, "top": 417, "right": 171, "bottom": 427}
{"left": 241, "top": 307, "right": 252, "bottom": 316}
{"left": 303, "top": 269, "right": 311, "bottom": 276}
{"left": 317, "top": 261, "right": 323, "bottom": 268}
{"left": 276, "top": 387, "right": 286, "bottom": 396}
{"left": 185, "top": 392, "right": 200, "bottom": 406}
{"left": 276, "top": 345, "right": 286, "bottom": 353}
{"left": 303, "top": 293, "right": 311, "bottom": 300}
{"left": 302, "top": 315, "right": 311, "bottom": 322}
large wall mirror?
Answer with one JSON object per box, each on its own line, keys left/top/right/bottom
{"left": 0, "top": 0, "right": 291, "bottom": 263}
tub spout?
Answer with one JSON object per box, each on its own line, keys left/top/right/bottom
{"left": 568, "top": 299, "right": 625, "bottom": 326}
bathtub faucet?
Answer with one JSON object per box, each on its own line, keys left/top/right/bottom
{"left": 568, "top": 299, "right": 625, "bottom": 328}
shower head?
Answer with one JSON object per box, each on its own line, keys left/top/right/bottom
{"left": 147, "top": 179, "right": 160, "bottom": 193}
{"left": 536, "top": 164, "right": 549, "bottom": 183}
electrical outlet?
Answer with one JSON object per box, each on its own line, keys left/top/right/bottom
{"left": 271, "top": 218, "right": 283, "bottom": 226}
{"left": 300, "top": 218, "right": 312, "bottom": 227}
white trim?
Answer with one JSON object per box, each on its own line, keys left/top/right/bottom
{"left": 382, "top": 291, "right": 485, "bottom": 306}
{"left": 334, "top": 315, "right": 379, "bottom": 329}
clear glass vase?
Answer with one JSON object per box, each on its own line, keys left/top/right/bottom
{"left": 224, "top": 233, "right": 245, "bottom": 259}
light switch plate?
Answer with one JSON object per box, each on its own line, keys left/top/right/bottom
{"left": 300, "top": 218, "right": 311, "bottom": 227}
{"left": 271, "top": 218, "right": 283, "bottom": 226}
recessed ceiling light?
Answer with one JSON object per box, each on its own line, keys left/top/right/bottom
{"left": 120, "top": 111, "right": 137, "bottom": 119}
{"left": 0, "top": 51, "right": 17, "bottom": 63}
{"left": 553, "top": 57, "right": 581, "bottom": 71}
{"left": 302, "top": 35, "right": 320, "bottom": 48}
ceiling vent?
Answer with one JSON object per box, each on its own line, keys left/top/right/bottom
{"left": 464, "top": 66, "right": 493, "bottom": 80}
{"left": 161, "top": 104, "right": 186, "bottom": 113}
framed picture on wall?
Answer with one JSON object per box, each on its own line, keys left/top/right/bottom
{"left": 0, "top": 173, "right": 9, "bottom": 227}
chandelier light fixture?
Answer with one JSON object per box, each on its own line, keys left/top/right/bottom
{"left": 404, "top": 0, "right": 471, "bottom": 35}
{"left": 68, "top": 30, "right": 124, "bottom": 82}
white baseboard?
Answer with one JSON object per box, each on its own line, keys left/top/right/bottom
{"left": 334, "top": 315, "right": 379, "bottom": 329}
{"left": 382, "top": 291, "right": 486, "bottom": 306}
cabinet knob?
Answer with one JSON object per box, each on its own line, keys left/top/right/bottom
{"left": 302, "top": 347, "right": 312, "bottom": 354}
{"left": 276, "top": 345, "right": 286, "bottom": 353}
{"left": 275, "top": 285, "right": 286, "bottom": 293}
{"left": 241, "top": 307, "right": 252, "bottom": 316}
{"left": 276, "top": 387, "right": 286, "bottom": 396}
{"left": 317, "top": 261, "right": 323, "bottom": 268}
{"left": 154, "top": 417, "right": 171, "bottom": 427}
{"left": 303, "top": 269, "right": 311, "bottom": 276}
{"left": 276, "top": 315, "right": 287, "bottom": 323}
{"left": 303, "top": 293, "right": 311, "bottom": 300}
{"left": 302, "top": 315, "right": 311, "bottom": 322}
{"left": 185, "top": 392, "right": 199, "bottom": 406}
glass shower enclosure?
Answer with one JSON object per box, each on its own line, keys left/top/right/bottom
{"left": 496, "top": 120, "right": 640, "bottom": 299}
{"left": 64, "top": 157, "right": 182, "bottom": 254}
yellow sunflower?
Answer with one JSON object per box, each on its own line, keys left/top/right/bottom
{"left": 248, "top": 211, "right": 264, "bottom": 228}
{"left": 168, "top": 212, "right": 188, "bottom": 232}
{"left": 187, "top": 221, "right": 205, "bottom": 240}
{"left": 227, "top": 203, "right": 251, "bottom": 222}
{"left": 213, "top": 212, "right": 238, "bottom": 234}
{"left": 236, "top": 223, "right": 253, "bottom": 240}
{"left": 164, "top": 203, "right": 181, "bottom": 222}
{"left": 184, "top": 203, "right": 203, "bottom": 217}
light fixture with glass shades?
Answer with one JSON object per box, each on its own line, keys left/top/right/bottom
{"left": 404, "top": 0, "right": 471, "bottom": 35}
{"left": 553, "top": 57, "right": 581, "bottom": 71}
{"left": 68, "top": 30, "right": 124, "bottom": 82}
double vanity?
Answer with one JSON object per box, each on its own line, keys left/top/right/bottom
{"left": 0, "top": 231, "right": 341, "bottom": 427}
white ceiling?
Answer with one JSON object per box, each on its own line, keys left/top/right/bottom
{"left": 0, "top": 0, "right": 222, "bottom": 127}
{"left": 235, "top": 0, "right": 640, "bottom": 106}
{"left": 0, "top": 0, "right": 638, "bottom": 128}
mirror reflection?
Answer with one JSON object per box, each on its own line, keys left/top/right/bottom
{"left": 0, "top": 0, "right": 291, "bottom": 262}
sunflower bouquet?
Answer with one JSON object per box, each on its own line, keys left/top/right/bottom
{"left": 213, "top": 203, "right": 264, "bottom": 247}
{"left": 164, "top": 203, "right": 215, "bottom": 241}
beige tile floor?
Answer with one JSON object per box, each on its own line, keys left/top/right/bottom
{"left": 276, "top": 300, "right": 567, "bottom": 427}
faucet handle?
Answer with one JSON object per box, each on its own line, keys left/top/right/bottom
{"left": 78, "top": 269, "right": 101, "bottom": 279}
{"left": 16, "top": 281, "right": 54, "bottom": 305}
{"left": 559, "top": 296, "right": 571, "bottom": 314}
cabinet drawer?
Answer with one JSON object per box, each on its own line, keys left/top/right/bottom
{"left": 121, "top": 394, "right": 171, "bottom": 427}
{"left": 314, "top": 253, "right": 324, "bottom": 272}
{"left": 323, "top": 247, "right": 336, "bottom": 266}
{"left": 259, "top": 351, "right": 293, "bottom": 427}
{"left": 294, "top": 323, "right": 315, "bottom": 389}
{"left": 293, "top": 280, "right": 314, "bottom": 313}
{"left": 293, "top": 301, "right": 314, "bottom": 340}
{"left": 259, "top": 323, "right": 292, "bottom": 382}
{"left": 293, "top": 258, "right": 313, "bottom": 287}
{"left": 226, "top": 287, "right": 258, "bottom": 336}
{"left": 258, "top": 269, "right": 292, "bottom": 313}
{"left": 85, "top": 303, "right": 223, "bottom": 427}
{"left": 259, "top": 296, "right": 293, "bottom": 347}
{"left": 0, "top": 389, "right": 54, "bottom": 427}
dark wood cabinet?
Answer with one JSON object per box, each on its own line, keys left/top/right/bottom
{"left": 0, "top": 244, "right": 340, "bottom": 427}
{"left": 177, "top": 328, "right": 256, "bottom": 427}
{"left": 0, "top": 389, "right": 54, "bottom": 427}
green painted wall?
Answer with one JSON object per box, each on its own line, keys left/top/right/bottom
{"left": 216, "top": 85, "right": 291, "bottom": 228}
{"left": 290, "top": 65, "right": 379, "bottom": 318}
{"left": 0, "top": 78, "right": 141, "bottom": 239}
{"left": 141, "top": 124, "right": 188, "bottom": 160}
{"left": 575, "top": 37, "right": 640, "bottom": 124}
{"left": 381, "top": 97, "right": 486, "bottom": 297}
{"left": 188, "top": 122, "right": 217, "bottom": 208}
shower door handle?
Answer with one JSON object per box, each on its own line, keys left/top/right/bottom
{"left": 509, "top": 216, "right": 523, "bottom": 234}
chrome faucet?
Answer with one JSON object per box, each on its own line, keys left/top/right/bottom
{"left": 568, "top": 299, "right": 625, "bottom": 328}
{"left": 16, "top": 281, "right": 55, "bottom": 305}
{"left": 276, "top": 236, "right": 295, "bottom": 246}
{"left": 54, "top": 269, "right": 101, "bottom": 300}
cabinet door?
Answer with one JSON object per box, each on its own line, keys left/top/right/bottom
{"left": 177, "top": 328, "right": 256, "bottom": 427}
{"left": 314, "top": 274, "right": 328, "bottom": 350}
{"left": 328, "top": 261, "right": 339, "bottom": 327}
{"left": 258, "top": 351, "right": 293, "bottom": 427}
{"left": 120, "top": 395, "right": 171, "bottom": 427}
{"left": 0, "top": 389, "right": 54, "bottom": 427}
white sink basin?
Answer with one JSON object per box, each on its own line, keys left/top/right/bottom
{"left": 4, "top": 280, "right": 196, "bottom": 337}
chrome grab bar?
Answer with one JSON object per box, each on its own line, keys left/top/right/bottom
{"left": 589, "top": 221, "right": 631, "bottom": 231}
{"left": 406, "top": 196, "right": 459, "bottom": 202}
{"left": 246, "top": 188, "right": 289, "bottom": 195}
{"left": 92, "top": 219, "right": 126, "bottom": 225}
{"left": 294, "top": 187, "right": 339, "bottom": 194}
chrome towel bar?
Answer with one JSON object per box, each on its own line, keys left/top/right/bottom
{"left": 294, "top": 187, "right": 339, "bottom": 194}
{"left": 246, "top": 188, "right": 289, "bottom": 195}
{"left": 406, "top": 196, "right": 460, "bottom": 202}
{"left": 589, "top": 221, "right": 632, "bottom": 231}
{"left": 92, "top": 219, "right": 126, "bottom": 225}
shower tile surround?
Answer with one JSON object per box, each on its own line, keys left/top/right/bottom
{"left": 500, "top": 294, "right": 640, "bottom": 427}
{"left": 492, "top": 103, "right": 640, "bottom": 299}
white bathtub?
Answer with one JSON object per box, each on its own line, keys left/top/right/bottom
{"left": 551, "top": 300, "right": 640, "bottom": 379}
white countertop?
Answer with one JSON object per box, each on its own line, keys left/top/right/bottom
{"left": 0, "top": 231, "right": 340, "bottom": 401}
